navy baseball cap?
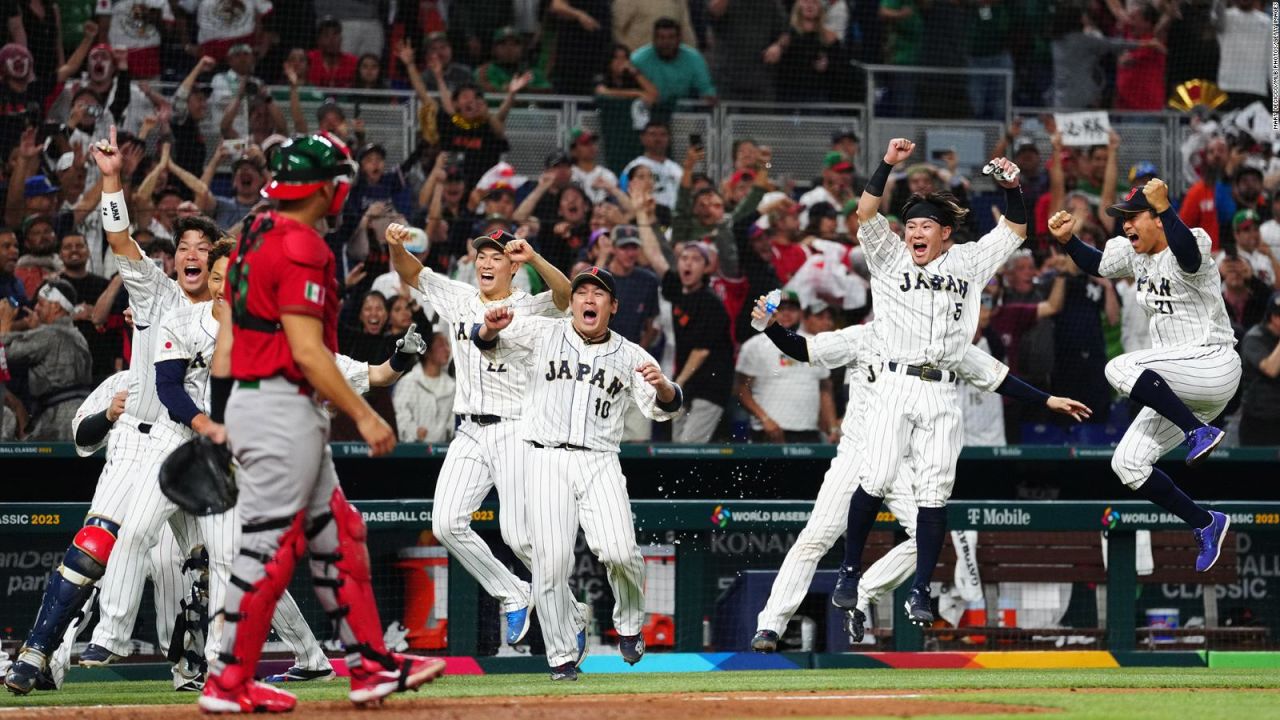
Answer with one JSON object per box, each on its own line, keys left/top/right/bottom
{"left": 571, "top": 266, "right": 616, "bottom": 296}
{"left": 24, "top": 175, "right": 58, "bottom": 198}
{"left": 472, "top": 228, "right": 516, "bottom": 252}
{"left": 1106, "top": 185, "right": 1155, "bottom": 218}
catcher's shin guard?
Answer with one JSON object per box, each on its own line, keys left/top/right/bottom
{"left": 19, "top": 517, "right": 119, "bottom": 666}
{"left": 307, "top": 490, "right": 393, "bottom": 669}
{"left": 215, "top": 513, "right": 306, "bottom": 689}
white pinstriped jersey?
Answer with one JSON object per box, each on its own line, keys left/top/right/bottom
{"left": 152, "top": 301, "right": 374, "bottom": 437}
{"left": 413, "top": 266, "right": 563, "bottom": 418}
{"left": 1098, "top": 228, "right": 1235, "bottom": 348}
{"left": 485, "top": 316, "right": 682, "bottom": 452}
{"left": 805, "top": 322, "right": 1009, "bottom": 392}
{"left": 116, "top": 245, "right": 193, "bottom": 423}
{"left": 858, "top": 214, "right": 1024, "bottom": 370}
{"left": 72, "top": 371, "right": 130, "bottom": 457}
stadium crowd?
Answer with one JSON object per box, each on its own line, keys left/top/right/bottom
{"left": 0, "top": 0, "right": 1277, "bottom": 447}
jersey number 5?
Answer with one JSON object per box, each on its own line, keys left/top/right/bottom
{"left": 953, "top": 303, "right": 963, "bottom": 321}
{"left": 594, "top": 398, "right": 612, "bottom": 418}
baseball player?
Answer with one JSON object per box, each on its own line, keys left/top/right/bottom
{"left": 385, "top": 222, "right": 586, "bottom": 646}
{"left": 1051, "top": 178, "right": 1240, "bottom": 571}
{"left": 831, "top": 139, "right": 1030, "bottom": 629}
{"left": 202, "top": 133, "right": 443, "bottom": 714}
{"left": 5, "top": 372, "right": 203, "bottom": 694}
{"left": 472, "top": 267, "right": 683, "bottom": 681}
{"left": 6, "top": 126, "right": 216, "bottom": 687}
{"left": 747, "top": 302, "right": 1090, "bottom": 651}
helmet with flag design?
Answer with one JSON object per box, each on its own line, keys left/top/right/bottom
{"left": 261, "top": 133, "right": 357, "bottom": 216}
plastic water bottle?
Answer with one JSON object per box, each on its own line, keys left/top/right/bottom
{"left": 751, "top": 289, "right": 783, "bottom": 332}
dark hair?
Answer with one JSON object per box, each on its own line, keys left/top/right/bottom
{"left": 691, "top": 187, "right": 719, "bottom": 204}
{"left": 642, "top": 119, "right": 669, "bottom": 133}
{"left": 154, "top": 187, "right": 183, "bottom": 203}
{"left": 317, "top": 16, "right": 342, "bottom": 34}
{"left": 454, "top": 82, "right": 484, "bottom": 99}
{"left": 653, "top": 17, "right": 681, "bottom": 34}
{"left": 23, "top": 215, "right": 54, "bottom": 236}
{"left": 174, "top": 215, "right": 222, "bottom": 245}
{"left": 732, "top": 138, "right": 758, "bottom": 158}
{"left": 71, "top": 87, "right": 101, "bottom": 105}
{"left": 356, "top": 53, "right": 384, "bottom": 88}
{"left": 208, "top": 237, "right": 237, "bottom": 265}
{"left": 625, "top": 164, "right": 650, "bottom": 182}
{"left": 1087, "top": 144, "right": 1108, "bottom": 157}
{"left": 900, "top": 191, "right": 970, "bottom": 229}
{"left": 148, "top": 238, "right": 176, "bottom": 257}
{"left": 560, "top": 184, "right": 594, "bottom": 214}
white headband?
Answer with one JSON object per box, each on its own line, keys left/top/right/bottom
{"left": 38, "top": 284, "right": 74, "bottom": 313}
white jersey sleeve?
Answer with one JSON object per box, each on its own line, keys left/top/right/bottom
{"left": 414, "top": 266, "right": 478, "bottom": 323}
{"left": 630, "top": 346, "right": 682, "bottom": 422}
{"left": 489, "top": 314, "right": 556, "bottom": 364}
{"left": 115, "top": 241, "right": 182, "bottom": 325}
{"left": 805, "top": 324, "right": 870, "bottom": 370}
{"left": 335, "top": 353, "right": 371, "bottom": 395}
{"left": 1099, "top": 236, "right": 1137, "bottom": 279}
{"left": 955, "top": 341, "right": 1010, "bottom": 393}
{"left": 856, "top": 213, "right": 908, "bottom": 271}
{"left": 72, "top": 371, "right": 130, "bottom": 457}
{"left": 154, "top": 305, "right": 195, "bottom": 363}
{"left": 526, "top": 290, "right": 564, "bottom": 318}
{"left": 953, "top": 220, "right": 1025, "bottom": 281}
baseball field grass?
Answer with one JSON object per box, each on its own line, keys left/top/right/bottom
{"left": 1, "top": 668, "right": 1278, "bottom": 719}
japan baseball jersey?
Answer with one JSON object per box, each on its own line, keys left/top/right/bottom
{"left": 116, "top": 245, "right": 193, "bottom": 422}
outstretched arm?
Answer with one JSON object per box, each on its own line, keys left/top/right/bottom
{"left": 1144, "top": 178, "right": 1201, "bottom": 273}
{"left": 90, "top": 127, "right": 144, "bottom": 262}
{"left": 1048, "top": 210, "right": 1103, "bottom": 277}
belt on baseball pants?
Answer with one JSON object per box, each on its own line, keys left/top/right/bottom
{"left": 529, "top": 441, "right": 591, "bottom": 451}
{"left": 886, "top": 361, "right": 959, "bottom": 384}
{"left": 457, "top": 414, "right": 503, "bottom": 426}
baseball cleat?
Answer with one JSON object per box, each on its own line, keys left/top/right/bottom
{"left": 750, "top": 629, "right": 779, "bottom": 653}
{"left": 199, "top": 675, "right": 297, "bottom": 713}
{"left": 348, "top": 654, "right": 446, "bottom": 706}
{"left": 831, "top": 565, "right": 860, "bottom": 609}
{"left": 1194, "top": 511, "right": 1231, "bottom": 573}
{"left": 176, "top": 673, "right": 206, "bottom": 692}
{"left": 846, "top": 609, "right": 869, "bottom": 643}
{"left": 505, "top": 605, "right": 532, "bottom": 645}
{"left": 4, "top": 660, "right": 42, "bottom": 695}
{"left": 1184, "top": 426, "right": 1224, "bottom": 467}
{"left": 575, "top": 628, "right": 588, "bottom": 667}
{"left": 78, "top": 643, "right": 122, "bottom": 667}
{"left": 904, "top": 588, "right": 934, "bottom": 628}
{"left": 550, "top": 662, "right": 578, "bottom": 681}
{"left": 619, "top": 634, "right": 645, "bottom": 665}
{"left": 263, "top": 665, "right": 336, "bottom": 683}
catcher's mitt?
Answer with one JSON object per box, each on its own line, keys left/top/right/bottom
{"left": 159, "top": 436, "right": 237, "bottom": 515}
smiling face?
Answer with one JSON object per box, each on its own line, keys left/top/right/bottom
{"left": 208, "top": 256, "right": 230, "bottom": 303}
{"left": 234, "top": 163, "right": 265, "bottom": 198}
{"left": 60, "top": 234, "right": 88, "bottom": 271}
{"left": 774, "top": 303, "right": 801, "bottom": 328}
{"left": 474, "top": 247, "right": 518, "bottom": 296}
{"left": 1121, "top": 211, "right": 1166, "bottom": 255}
{"left": 388, "top": 295, "right": 413, "bottom": 333}
{"left": 359, "top": 293, "right": 387, "bottom": 334}
{"left": 175, "top": 230, "right": 213, "bottom": 297}
{"left": 571, "top": 283, "right": 617, "bottom": 337}
{"left": 904, "top": 218, "right": 950, "bottom": 266}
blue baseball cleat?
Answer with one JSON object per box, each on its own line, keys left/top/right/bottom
{"left": 78, "top": 643, "right": 122, "bottom": 667}
{"left": 263, "top": 666, "right": 336, "bottom": 683}
{"left": 1194, "top": 511, "right": 1231, "bottom": 572}
{"left": 505, "top": 605, "right": 532, "bottom": 645}
{"left": 575, "top": 628, "right": 588, "bottom": 667}
{"left": 830, "top": 565, "right": 860, "bottom": 609}
{"left": 1184, "top": 426, "right": 1224, "bottom": 467}
{"left": 619, "top": 634, "right": 645, "bottom": 665}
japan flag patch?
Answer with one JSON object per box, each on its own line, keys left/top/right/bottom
{"left": 304, "top": 281, "right": 324, "bottom": 305}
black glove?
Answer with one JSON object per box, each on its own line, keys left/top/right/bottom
{"left": 159, "top": 436, "right": 237, "bottom": 516}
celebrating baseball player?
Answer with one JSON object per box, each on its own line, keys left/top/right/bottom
{"left": 746, "top": 301, "right": 1090, "bottom": 650}
{"left": 385, "top": 221, "right": 585, "bottom": 647}
{"left": 1050, "top": 177, "right": 1240, "bottom": 570}
{"left": 472, "top": 267, "right": 683, "bottom": 681}
{"left": 830, "top": 138, "right": 1031, "bottom": 629}
{"left": 199, "top": 133, "right": 444, "bottom": 713}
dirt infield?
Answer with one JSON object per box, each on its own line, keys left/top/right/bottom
{"left": 0, "top": 690, "right": 1048, "bottom": 719}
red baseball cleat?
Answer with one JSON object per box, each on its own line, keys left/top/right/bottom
{"left": 348, "top": 654, "right": 446, "bottom": 706}
{"left": 198, "top": 674, "right": 298, "bottom": 714}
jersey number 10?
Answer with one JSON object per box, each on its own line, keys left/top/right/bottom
{"left": 594, "top": 398, "right": 612, "bottom": 418}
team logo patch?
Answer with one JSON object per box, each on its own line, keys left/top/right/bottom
{"left": 304, "top": 281, "right": 324, "bottom": 305}
{"left": 164, "top": 341, "right": 172, "bottom": 349}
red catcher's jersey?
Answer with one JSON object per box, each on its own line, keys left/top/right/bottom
{"left": 229, "top": 212, "right": 339, "bottom": 390}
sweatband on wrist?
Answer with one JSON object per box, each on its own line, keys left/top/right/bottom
{"left": 865, "top": 160, "right": 893, "bottom": 197}
{"left": 100, "top": 190, "right": 131, "bottom": 232}
{"left": 1002, "top": 185, "right": 1026, "bottom": 225}
{"left": 209, "top": 377, "right": 232, "bottom": 422}
{"left": 389, "top": 349, "right": 415, "bottom": 373}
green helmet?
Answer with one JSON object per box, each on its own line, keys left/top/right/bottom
{"left": 261, "top": 133, "right": 356, "bottom": 210}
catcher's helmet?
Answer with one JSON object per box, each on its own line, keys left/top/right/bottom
{"left": 261, "top": 133, "right": 356, "bottom": 215}
{"left": 158, "top": 436, "right": 237, "bottom": 516}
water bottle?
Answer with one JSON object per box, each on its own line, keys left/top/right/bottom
{"left": 751, "top": 289, "right": 783, "bottom": 332}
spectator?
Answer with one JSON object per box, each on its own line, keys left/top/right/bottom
{"left": 0, "top": 43, "right": 42, "bottom": 159}
{"left": 1220, "top": 255, "right": 1271, "bottom": 337}
{"left": 799, "top": 151, "right": 854, "bottom": 227}
{"left": 0, "top": 229, "right": 24, "bottom": 307}
{"left": 878, "top": 0, "right": 923, "bottom": 116}
{"left": 393, "top": 331, "right": 455, "bottom": 443}
{"left": 756, "top": 194, "right": 807, "bottom": 284}
{"left": 0, "top": 341, "right": 13, "bottom": 439}
{"left": 1179, "top": 135, "right": 1229, "bottom": 249}
{"left": 597, "top": 224, "right": 662, "bottom": 441}
{"left": 56, "top": 233, "right": 117, "bottom": 383}
{"left": 313, "top": 0, "right": 384, "bottom": 58}
{"left": 613, "top": 0, "right": 695, "bottom": 52}
{"left": 476, "top": 25, "right": 551, "bottom": 93}
{"left": 621, "top": 121, "right": 683, "bottom": 210}
{"left": 179, "top": 0, "right": 270, "bottom": 62}
{"left": 211, "top": 151, "right": 268, "bottom": 229}
{"left": 339, "top": 290, "right": 393, "bottom": 362}
{"left": 1076, "top": 141, "right": 1126, "bottom": 211}
{"left": 1222, "top": 210, "right": 1280, "bottom": 288}
{"left": 1212, "top": 0, "right": 1271, "bottom": 111}
{"left": 1048, "top": 3, "right": 1150, "bottom": 109}
{"left": 1115, "top": 276, "right": 1151, "bottom": 353}
{"left": 98, "top": 0, "right": 171, "bottom": 79}
{"left": 170, "top": 56, "right": 216, "bottom": 175}
{"left": 420, "top": 32, "right": 474, "bottom": 92}
{"left": 672, "top": 145, "right": 767, "bottom": 281}
{"left": 431, "top": 75, "right": 526, "bottom": 190}
{"left": 1261, "top": 193, "right": 1280, "bottom": 256}
{"left": 210, "top": 43, "right": 266, "bottom": 139}
{"left": 1048, "top": 246, "right": 1118, "bottom": 425}
{"left": 1114, "top": 1, "right": 1170, "bottom": 111}
{"left": 830, "top": 129, "right": 858, "bottom": 168}
{"left": 308, "top": 16, "right": 359, "bottom": 88}
{"left": 967, "top": 0, "right": 1013, "bottom": 120}
{"left": 1239, "top": 293, "right": 1280, "bottom": 445}
{"left": 515, "top": 155, "right": 575, "bottom": 231}
{"left": 546, "top": 0, "right": 611, "bottom": 96}
{"left": 735, "top": 292, "right": 837, "bottom": 443}
{"left": 528, "top": 183, "right": 592, "bottom": 273}
{"left": 707, "top": 0, "right": 787, "bottom": 102}
{"left": 1221, "top": 165, "right": 1268, "bottom": 249}
{"left": 338, "top": 144, "right": 409, "bottom": 244}
{"left": 775, "top": 0, "right": 847, "bottom": 104}
{"left": 14, "top": 216, "right": 61, "bottom": 300}
{"left": 6, "top": 0, "right": 64, "bottom": 85}
{"left": 352, "top": 53, "right": 385, "bottom": 90}
{"left": 637, "top": 193, "right": 734, "bottom": 443}
{"left": 629, "top": 18, "right": 716, "bottom": 109}
{"left": 803, "top": 201, "right": 840, "bottom": 241}
{"left": 569, "top": 129, "right": 620, "bottom": 205}
{"left": 0, "top": 279, "right": 91, "bottom": 441}
{"left": 592, "top": 44, "right": 659, "bottom": 172}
